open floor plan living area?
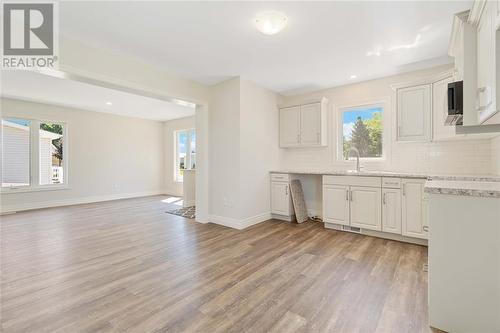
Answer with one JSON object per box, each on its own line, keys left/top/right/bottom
{"left": 1, "top": 1, "right": 499, "bottom": 333}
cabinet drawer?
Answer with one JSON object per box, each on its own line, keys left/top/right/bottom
{"left": 382, "top": 177, "right": 401, "bottom": 189}
{"left": 323, "top": 175, "right": 381, "bottom": 187}
{"left": 271, "top": 173, "right": 290, "bottom": 182}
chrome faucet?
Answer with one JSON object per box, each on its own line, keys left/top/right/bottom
{"left": 346, "top": 147, "right": 361, "bottom": 172}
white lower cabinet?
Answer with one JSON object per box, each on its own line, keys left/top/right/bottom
{"left": 322, "top": 175, "right": 427, "bottom": 241}
{"left": 349, "top": 186, "right": 382, "bottom": 231}
{"left": 322, "top": 184, "right": 349, "bottom": 226}
{"left": 382, "top": 188, "right": 402, "bottom": 234}
{"left": 402, "top": 179, "right": 428, "bottom": 239}
{"left": 271, "top": 180, "right": 292, "bottom": 217}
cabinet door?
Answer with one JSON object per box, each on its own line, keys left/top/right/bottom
{"left": 300, "top": 103, "right": 321, "bottom": 146}
{"left": 432, "top": 76, "right": 462, "bottom": 141}
{"left": 271, "top": 182, "right": 290, "bottom": 216}
{"left": 477, "top": 2, "right": 497, "bottom": 123}
{"left": 397, "top": 84, "right": 431, "bottom": 142}
{"left": 402, "top": 179, "right": 427, "bottom": 239}
{"left": 350, "top": 186, "right": 382, "bottom": 231}
{"left": 279, "top": 106, "right": 301, "bottom": 147}
{"left": 382, "top": 188, "right": 402, "bottom": 234}
{"left": 322, "top": 185, "right": 349, "bottom": 226}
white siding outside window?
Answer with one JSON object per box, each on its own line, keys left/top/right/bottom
{"left": 1, "top": 120, "right": 31, "bottom": 187}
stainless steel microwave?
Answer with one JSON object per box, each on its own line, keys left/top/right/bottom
{"left": 445, "top": 80, "right": 463, "bottom": 126}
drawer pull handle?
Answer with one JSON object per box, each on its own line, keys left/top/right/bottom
{"left": 423, "top": 226, "right": 429, "bottom": 232}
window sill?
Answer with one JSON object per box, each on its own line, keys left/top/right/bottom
{"left": 0, "top": 185, "right": 70, "bottom": 194}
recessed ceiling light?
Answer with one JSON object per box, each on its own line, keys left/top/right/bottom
{"left": 350, "top": 75, "right": 357, "bottom": 79}
{"left": 255, "top": 11, "right": 287, "bottom": 35}
{"left": 106, "top": 102, "right": 112, "bottom": 106}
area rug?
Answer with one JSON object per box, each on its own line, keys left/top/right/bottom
{"left": 166, "top": 206, "right": 196, "bottom": 219}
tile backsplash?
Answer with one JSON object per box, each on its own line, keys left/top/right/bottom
{"left": 491, "top": 136, "right": 500, "bottom": 175}
{"left": 280, "top": 138, "right": 495, "bottom": 176}
{"left": 390, "top": 139, "right": 493, "bottom": 175}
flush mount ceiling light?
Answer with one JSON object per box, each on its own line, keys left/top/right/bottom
{"left": 350, "top": 75, "right": 357, "bottom": 79}
{"left": 255, "top": 11, "right": 287, "bottom": 35}
{"left": 106, "top": 101, "right": 112, "bottom": 106}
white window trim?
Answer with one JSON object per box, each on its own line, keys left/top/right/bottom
{"left": 335, "top": 99, "right": 391, "bottom": 168}
{"left": 174, "top": 128, "right": 195, "bottom": 183}
{"left": 1, "top": 117, "right": 69, "bottom": 194}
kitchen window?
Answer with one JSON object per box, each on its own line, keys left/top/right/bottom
{"left": 1, "top": 118, "right": 67, "bottom": 192}
{"left": 175, "top": 128, "right": 195, "bottom": 182}
{"left": 339, "top": 104, "right": 385, "bottom": 160}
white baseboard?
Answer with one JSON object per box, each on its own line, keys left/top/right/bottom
{"left": 209, "top": 212, "right": 272, "bottom": 230}
{"left": 0, "top": 190, "right": 165, "bottom": 214}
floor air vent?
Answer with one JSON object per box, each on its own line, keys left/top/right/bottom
{"left": 341, "top": 225, "right": 361, "bottom": 233}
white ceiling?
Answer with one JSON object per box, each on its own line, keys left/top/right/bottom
{"left": 0, "top": 70, "right": 195, "bottom": 121}
{"left": 60, "top": 1, "right": 471, "bottom": 95}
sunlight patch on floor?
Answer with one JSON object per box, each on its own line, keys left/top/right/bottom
{"left": 162, "top": 197, "right": 182, "bottom": 204}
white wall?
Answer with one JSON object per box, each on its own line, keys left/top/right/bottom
{"left": 239, "top": 79, "right": 281, "bottom": 219}
{"left": 279, "top": 65, "right": 496, "bottom": 175}
{"left": 0, "top": 98, "right": 165, "bottom": 212}
{"left": 491, "top": 135, "right": 500, "bottom": 175}
{"left": 209, "top": 78, "right": 241, "bottom": 220}
{"left": 208, "top": 77, "right": 281, "bottom": 226}
{"left": 163, "top": 116, "right": 195, "bottom": 196}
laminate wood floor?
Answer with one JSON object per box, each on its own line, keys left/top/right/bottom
{"left": 1, "top": 196, "right": 432, "bottom": 333}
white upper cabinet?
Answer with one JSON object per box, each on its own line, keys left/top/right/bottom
{"left": 279, "top": 98, "right": 328, "bottom": 148}
{"left": 448, "top": 11, "right": 478, "bottom": 126}
{"left": 279, "top": 106, "right": 301, "bottom": 147}
{"left": 397, "top": 84, "right": 432, "bottom": 142}
{"left": 476, "top": 1, "right": 498, "bottom": 124}
{"left": 300, "top": 103, "right": 322, "bottom": 145}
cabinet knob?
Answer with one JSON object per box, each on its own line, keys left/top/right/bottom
{"left": 423, "top": 226, "right": 429, "bottom": 232}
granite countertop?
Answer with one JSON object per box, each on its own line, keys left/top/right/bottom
{"left": 269, "top": 170, "right": 500, "bottom": 198}
{"left": 424, "top": 180, "right": 500, "bottom": 198}
{"left": 269, "top": 169, "right": 429, "bottom": 179}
